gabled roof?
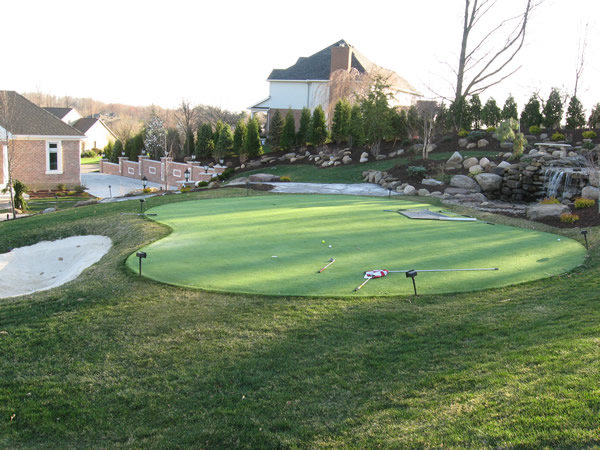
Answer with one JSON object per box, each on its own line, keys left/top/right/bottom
{"left": 43, "top": 107, "right": 76, "bottom": 120}
{"left": 0, "top": 91, "right": 83, "bottom": 137}
{"left": 71, "top": 117, "right": 99, "bottom": 134}
{"left": 268, "top": 39, "right": 371, "bottom": 81}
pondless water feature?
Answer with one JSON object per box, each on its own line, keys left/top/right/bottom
{"left": 543, "top": 166, "right": 590, "bottom": 199}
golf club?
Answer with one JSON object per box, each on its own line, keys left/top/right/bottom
{"left": 318, "top": 258, "right": 336, "bottom": 273}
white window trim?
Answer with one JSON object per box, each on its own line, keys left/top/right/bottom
{"left": 46, "top": 141, "right": 63, "bottom": 174}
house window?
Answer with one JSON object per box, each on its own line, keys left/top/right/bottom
{"left": 46, "top": 141, "right": 62, "bottom": 173}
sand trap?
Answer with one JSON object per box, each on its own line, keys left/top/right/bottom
{"left": 0, "top": 235, "right": 112, "bottom": 299}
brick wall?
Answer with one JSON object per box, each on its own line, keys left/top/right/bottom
{"left": 10, "top": 139, "right": 81, "bottom": 190}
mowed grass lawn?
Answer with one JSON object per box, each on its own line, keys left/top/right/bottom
{"left": 1, "top": 188, "right": 599, "bottom": 447}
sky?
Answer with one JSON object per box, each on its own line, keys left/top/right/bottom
{"left": 3, "top": 0, "right": 598, "bottom": 115}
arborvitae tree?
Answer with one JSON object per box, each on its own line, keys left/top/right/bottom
{"left": 214, "top": 123, "right": 233, "bottom": 162}
{"left": 195, "top": 123, "right": 214, "bottom": 158}
{"left": 502, "top": 95, "right": 518, "bottom": 121}
{"left": 144, "top": 113, "right": 165, "bottom": 159}
{"left": 111, "top": 139, "right": 123, "bottom": 163}
{"left": 481, "top": 98, "right": 502, "bottom": 127}
{"left": 309, "top": 105, "right": 328, "bottom": 147}
{"left": 348, "top": 104, "right": 363, "bottom": 148}
{"left": 565, "top": 96, "right": 586, "bottom": 129}
{"left": 280, "top": 109, "right": 297, "bottom": 151}
{"left": 520, "top": 94, "right": 543, "bottom": 129}
{"left": 435, "top": 103, "right": 452, "bottom": 134}
{"left": 183, "top": 128, "right": 195, "bottom": 156}
{"left": 296, "top": 107, "right": 311, "bottom": 146}
{"left": 588, "top": 103, "right": 600, "bottom": 129}
{"left": 268, "top": 110, "right": 283, "bottom": 150}
{"left": 233, "top": 119, "right": 246, "bottom": 155}
{"left": 244, "top": 117, "right": 262, "bottom": 158}
{"left": 360, "top": 75, "right": 393, "bottom": 154}
{"left": 406, "top": 105, "right": 420, "bottom": 137}
{"left": 389, "top": 108, "right": 408, "bottom": 146}
{"left": 331, "top": 99, "right": 351, "bottom": 144}
{"left": 450, "top": 97, "right": 471, "bottom": 130}
{"left": 543, "top": 88, "right": 563, "bottom": 128}
{"left": 469, "top": 94, "right": 482, "bottom": 129}
{"left": 212, "top": 120, "right": 224, "bottom": 147}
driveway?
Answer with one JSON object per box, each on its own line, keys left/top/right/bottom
{"left": 81, "top": 171, "right": 175, "bottom": 198}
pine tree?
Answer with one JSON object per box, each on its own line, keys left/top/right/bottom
{"left": 543, "top": 88, "right": 563, "bottom": 128}
{"left": 111, "top": 139, "right": 123, "bottom": 163}
{"left": 359, "top": 75, "right": 393, "bottom": 154}
{"left": 502, "top": 95, "right": 518, "bottom": 121}
{"left": 589, "top": 103, "right": 600, "bottom": 129}
{"left": 349, "top": 104, "right": 363, "bottom": 148}
{"left": 481, "top": 98, "right": 501, "bottom": 127}
{"left": 406, "top": 105, "right": 420, "bottom": 137}
{"left": 195, "top": 123, "right": 214, "bottom": 158}
{"left": 389, "top": 108, "right": 408, "bottom": 146}
{"left": 183, "top": 128, "right": 195, "bottom": 156}
{"left": 268, "top": 110, "right": 283, "bottom": 151}
{"left": 331, "top": 99, "right": 351, "bottom": 144}
{"left": 309, "top": 105, "right": 328, "bottom": 147}
{"left": 280, "top": 109, "right": 297, "bottom": 151}
{"left": 244, "top": 117, "right": 262, "bottom": 158}
{"left": 450, "top": 97, "right": 472, "bottom": 130}
{"left": 565, "top": 96, "right": 586, "bottom": 129}
{"left": 214, "top": 123, "right": 233, "bottom": 162}
{"left": 233, "top": 119, "right": 246, "bottom": 156}
{"left": 520, "top": 95, "right": 543, "bottom": 130}
{"left": 469, "top": 94, "right": 482, "bottom": 129}
{"left": 296, "top": 107, "right": 311, "bottom": 146}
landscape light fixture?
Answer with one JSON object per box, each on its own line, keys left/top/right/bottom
{"left": 142, "top": 176, "right": 148, "bottom": 190}
{"left": 405, "top": 269, "right": 418, "bottom": 296}
{"left": 121, "top": 151, "right": 125, "bottom": 156}
{"left": 108, "top": 185, "right": 112, "bottom": 198}
{"left": 388, "top": 187, "right": 393, "bottom": 199}
{"left": 139, "top": 198, "right": 145, "bottom": 213}
{"left": 581, "top": 230, "right": 589, "bottom": 251}
{"left": 136, "top": 251, "right": 147, "bottom": 277}
{"left": 204, "top": 165, "right": 209, "bottom": 174}
{"left": 191, "top": 154, "right": 196, "bottom": 161}
{"left": 184, "top": 168, "right": 190, "bottom": 183}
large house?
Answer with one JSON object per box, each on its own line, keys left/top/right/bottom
{"left": 43, "top": 107, "right": 82, "bottom": 125}
{"left": 250, "top": 39, "right": 422, "bottom": 130}
{"left": 71, "top": 117, "right": 117, "bottom": 152}
{"left": 0, "top": 91, "right": 83, "bottom": 190}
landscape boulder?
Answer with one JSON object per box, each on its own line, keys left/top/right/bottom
{"left": 458, "top": 138, "right": 468, "bottom": 148}
{"left": 463, "top": 157, "right": 479, "bottom": 169}
{"left": 526, "top": 203, "right": 570, "bottom": 220}
{"left": 360, "top": 152, "right": 369, "bottom": 163}
{"left": 342, "top": 155, "right": 353, "bottom": 165}
{"left": 477, "top": 139, "right": 489, "bottom": 148}
{"left": 447, "top": 151, "right": 463, "bottom": 164}
{"left": 475, "top": 173, "right": 503, "bottom": 192}
{"left": 422, "top": 178, "right": 444, "bottom": 186}
{"left": 468, "top": 165, "right": 484, "bottom": 174}
{"left": 581, "top": 186, "right": 600, "bottom": 200}
{"left": 403, "top": 185, "right": 417, "bottom": 196}
{"left": 248, "top": 173, "right": 281, "bottom": 182}
{"left": 450, "top": 174, "right": 481, "bottom": 191}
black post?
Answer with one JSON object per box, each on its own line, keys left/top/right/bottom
{"left": 108, "top": 185, "right": 112, "bottom": 198}
{"left": 139, "top": 198, "right": 145, "bottom": 214}
{"left": 406, "top": 270, "right": 418, "bottom": 296}
{"left": 136, "top": 251, "right": 147, "bottom": 277}
{"left": 582, "top": 230, "right": 589, "bottom": 251}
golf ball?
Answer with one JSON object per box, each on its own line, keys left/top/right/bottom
{"left": 322, "top": 240, "right": 325, "bottom": 244}
{"left": 328, "top": 245, "right": 332, "bottom": 248}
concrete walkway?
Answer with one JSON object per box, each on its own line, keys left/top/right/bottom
{"left": 81, "top": 172, "right": 175, "bottom": 199}
{"left": 227, "top": 179, "right": 401, "bottom": 197}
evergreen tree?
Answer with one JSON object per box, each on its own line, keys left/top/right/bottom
{"left": 520, "top": 95, "right": 543, "bottom": 129}
{"left": 268, "top": 110, "right": 283, "bottom": 150}
{"left": 565, "top": 96, "right": 586, "bottom": 129}
{"left": 542, "top": 88, "right": 563, "bottom": 128}
{"left": 435, "top": 103, "right": 452, "bottom": 134}
{"left": 244, "top": 117, "right": 262, "bottom": 158}
{"left": 481, "top": 98, "right": 501, "bottom": 127}
{"left": 502, "top": 95, "right": 518, "bottom": 121}
{"left": 233, "top": 119, "right": 246, "bottom": 155}
{"left": 126, "top": 133, "right": 144, "bottom": 162}
{"left": 110, "top": 139, "right": 123, "bottom": 163}
{"left": 214, "top": 123, "right": 233, "bottom": 162}
{"left": 213, "top": 120, "right": 224, "bottom": 147}
{"left": 183, "top": 128, "right": 195, "bottom": 156}
{"left": 359, "top": 75, "right": 393, "bottom": 154}
{"left": 389, "top": 108, "right": 408, "bottom": 146}
{"left": 469, "top": 94, "right": 482, "bottom": 129}
{"left": 406, "top": 105, "right": 420, "bottom": 137}
{"left": 195, "top": 123, "right": 214, "bottom": 158}
{"left": 348, "top": 104, "right": 363, "bottom": 148}
{"left": 296, "top": 107, "right": 311, "bottom": 146}
{"left": 280, "top": 109, "right": 297, "bottom": 151}
{"left": 450, "top": 97, "right": 472, "bottom": 130}
{"left": 331, "top": 99, "right": 351, "bottom": 144}
{"left": 309, "top": 105, "right": 328, "bottom": 147}
{"left": 144, "top": 113, "right": 165, "bottom": 159}
{"left": 588, "top": 103, "right": 600, "bottom": 129}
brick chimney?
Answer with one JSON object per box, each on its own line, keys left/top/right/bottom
{"left": 330, "top": 43, "right": 351, "bottom": 74}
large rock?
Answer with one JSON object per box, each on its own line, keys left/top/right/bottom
{"left": 475, "top": 173, "right": 503, "bottom": 192}
{"left": 418, "top": 188, "right": 430, "bottom": 196}
{"left": 422, "top": 178, "right": 444, "bottom": 186}
{"left": 450, "top": 174, "right": 480, "bottom": 191}
{"left": 466, "top": 143, "right": 477, "bottom": 150}
{"left": 248, "top": 173, "right": 280, "bottom": 182}
{"left": 342, "top": 155, "right": 353, "bottom": 165}
{"left": 478, "top": 139, "right": 489, "bottom": 148}
{"left": 479, "top": 157, "right": 490, "bottom": 169}
{"left": 42, "top": 207, "right": 57, "bottom": 214}
{"left": 582, "top": 186, "right": 600, "bottom": 200}
{"left": 403, "top": 185, "right": 417, "bottom": 196}
{"left": 447, "top": 151, "right": 463, "bottom": 164}
{"left": 497, "top": 161, "right": 512, "bottom": 169}
{"left": 526, "top": 203, "right": 570, "bottom": 220}
{"left": 500, "top": 141, "right": 514, "bottom": 149}
{"left": 458, "top": 138, "right": 468, "bottom": 148}
{"left": 463, "top": 157, "right": 479, "bottom": 169}
{"left": 360, "top": 152, "right": 369, "bottom": 163}
{"left": 284, "top": 152, "right": 297, "bottom": 160}
{"left": 468, "top": 165, "right": 483, "bottom": 174}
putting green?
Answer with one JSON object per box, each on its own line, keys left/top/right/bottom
{"left": 127, "top": 195, "right": 586, "bottom": 296}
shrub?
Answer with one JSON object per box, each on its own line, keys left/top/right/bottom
{"left": 540, "top": 197, "right": 560, "bottom": 204}
{"left": 73, "top": 185, "right": 87, "bottom": 195}
{"left": 56, "top": 191, "right": 66, "bottom": 197}
{"left": 180, "top": 186, "right": 191, "bottom": 193}
{"left": 574, "top": 197, "right": 595, "bottom": 209}
{"left": 582, "top": 130, "right": 597, "bottom": 139}
{"left": 583, "top": 142, "right": 595, "bottom": 150}
{"left": 196, "top": 181, "right": 209, "bottom": 188}
{"left": 407, "top": 166, "right": 427, "bottom": 177}
{"left": 486, "top": 126, "right": 496, "bottom": 133}
{"left": 560, "top": 213, "right": 579, "bottom": 223}
{"left": 56, "top": 183, "right": 67, "bottom": 191}
{"left": 280, "top": 175, "right": 292, "bottom": 182}
{"left": 81, "top": 150, "right": 96, "bottom": 158}
{"left": 467, "top": 130, "right": 487, "bottom": 142}
{"left": 217, "top": 167, "right": 235, "bottom": 182}
{"left": 551, "top": 132, "right": 565, "bottom": 141}
{"left": 529, "top": 125, "right": 541, "bottom": 135}
{"left": 458, "top": 129, "right": 469, "bottom": 137}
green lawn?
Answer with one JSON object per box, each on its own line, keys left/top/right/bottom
{"left": 1, "top": 189, "right": 599, "bottom": 447}
{"left": 231, "top": 150, "right": 499, "bottom": 184}
{"left": 129, "top": 195, "right": 585, "bottom": 296}
{"left": 80, "top": 156, "right": 101, "bottom": 164}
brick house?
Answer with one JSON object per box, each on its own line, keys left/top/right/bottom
{"left": 250, "top": 39, "right": 422, "bottom": 131}
{"left": 0, "top": 91, "right": 84, "bottom": 190}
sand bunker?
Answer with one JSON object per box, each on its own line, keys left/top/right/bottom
{"left": 0, "top": 235, "right": 112, "bottom": 299}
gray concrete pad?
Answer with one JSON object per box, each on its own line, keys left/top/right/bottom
{"left": 244, "top": 181, "right": 402, "bottom": 197}
{"left": 81, "top": 172, "right": 175, "bottom": 199}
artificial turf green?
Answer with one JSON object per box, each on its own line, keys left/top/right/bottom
{"left": 127, "top": 195, "right": 586, "bottom": 296}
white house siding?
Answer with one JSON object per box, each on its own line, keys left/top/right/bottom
{"left": 264, "top": 81, "right": 329, "bottom": 111}
{"left": 81, "top": 121, "right": 115, "bottom": 151}
{"left": 63, "top": 110, "right": 82, "bottom": 125}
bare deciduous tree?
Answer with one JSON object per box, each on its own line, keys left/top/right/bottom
{"left": 0, "top": 91, "right": 23, "bottom": 218}
{"left": 112, "top": 115, "right": 141, "bottom": 144}
{"left": 573, "top": 22, "right": 588, "bottom": 98}
{"left": 417, "top": 100, "right": 440, "bottom": 160}
{"left": 175, "top": 99, "right": 197, "bottom": 156}
{"left": 454, "top": 0, "right": 539, "bottom": 108}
